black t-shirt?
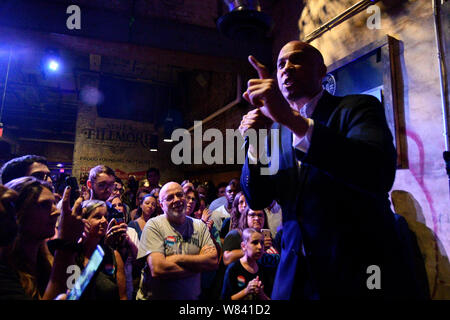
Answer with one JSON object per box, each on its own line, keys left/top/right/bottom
{"left": 223, "top": 229, "right": 279, "bottom": 297}
{"left": 76, "top": 245, "right": 119, "bottom": 300}
{"left": 223, "top": 229, "right": 241, "bottom": 252}
{"left": 221, "top": 259, "right": 265, "bottom": 300}
{"left": 220, "top": 218, "right": 231, "bottom": 239}
{"left": 0, "top": 264, "right": 31, "bottom": 300}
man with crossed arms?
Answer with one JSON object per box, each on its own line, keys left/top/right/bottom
{"left": 136, "top": 182, "right": 218, "bottom": 300}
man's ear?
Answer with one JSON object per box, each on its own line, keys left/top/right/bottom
{"left": 87, "top": 180, "right": 92, "bottom": 189}
{"left": 241, "top": 241, "right": 246, "bottom": 252}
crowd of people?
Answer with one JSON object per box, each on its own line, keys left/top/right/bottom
{"left": 0, "top": 155, "right": 281, "bottom": 300}
{"left": 0, "top": 40, "right": 430, "bottom": 300}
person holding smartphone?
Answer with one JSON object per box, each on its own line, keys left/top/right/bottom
{"left": 1, "top": 177, "right": 86, "bottom": 300}
{"left": 86, "top": 165, "right": 137, "bottom": 267}
{"left": 75, "top": 200, "right": 127, "bottom": 300}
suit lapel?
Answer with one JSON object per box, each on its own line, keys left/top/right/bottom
{"left": 311, "top": 91, "right": 341, "bottom": 125}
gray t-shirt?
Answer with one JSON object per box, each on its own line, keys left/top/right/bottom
{"left": 136, "top": 214, "right": 214, "bottom": 300}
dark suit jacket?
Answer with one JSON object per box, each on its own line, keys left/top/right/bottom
{"left": 241, "top": 91, "right": 427, "bottom": 299}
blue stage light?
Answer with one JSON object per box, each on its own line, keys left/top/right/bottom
{"left": 48, "top": 59, "right": 59, "bottom": 71}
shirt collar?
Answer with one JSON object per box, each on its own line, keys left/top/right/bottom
{"left": 298, "top": 89, "right": 324, "bottom": 118}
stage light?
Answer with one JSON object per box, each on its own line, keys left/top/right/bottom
{"left": 47, "top": 59, "right": 59, "bottom": 71}
{"left": 41, "top": 49, "right": 62, "bottom": 77}
{"left": 150, "top": 135, "right": 158, "bottom": 151}
{"left": 163, "top": 113, "right": 174, "bottom": 143}
{"left": 163, "top": 130, "right": 173, "bottom": 143}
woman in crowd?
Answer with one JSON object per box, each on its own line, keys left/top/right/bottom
{"left": 129, "top": 187, "right": 152, "bottom": 220}
{"left": 127, "top": 194, "right": 157, "bottom": 240}
{"left": 181, "top": 180, "right": 195, "bottom": 194}
{"left": 0, "top": 186, "right": 18, "bottom": 250}
{"left": 76, "top": 200, "right": 127, "bottom": 300}
{"left": 185, "top": 188, "right": 200, "bottom": 218}
{"left": 149, "top": 188, "right": 163, "bottom": 217}
{"left": 1, "top": 177, "right": 85, "bottom": 300}
{"left": 220, "top": 191, "right": 247, "bottom": 239}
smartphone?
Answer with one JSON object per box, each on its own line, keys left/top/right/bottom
{"left": 66, "top": 245, "right": 104, "bottom": 300}
{"left": 65, "top": 176, "right": 80, "bottom": 208}
{"left": 261, "top": 229, "right": 272, "bottom": 239}
{"left": 108, "top": 209, "right": 124, "bottom": 224}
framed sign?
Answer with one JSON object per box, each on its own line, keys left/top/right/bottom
{"left": 324, "top": 35, "right": 407, "bottom": 169}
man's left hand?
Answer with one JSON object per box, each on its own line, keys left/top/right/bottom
{"left": 243, "top": 55, "right": 293, "bottom": 126}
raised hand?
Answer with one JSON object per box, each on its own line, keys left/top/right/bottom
{"left": 105, "top": 219, "right": 128, "bottom": 249}
{"left": 243, "top": 55, "right": 291, "bottom": 125}
{"left": 201, "top": 208, "right": 211, "bottom": 224}
{"left": 59, "top": 186, "right": 86, "bottom": 243}
{"left": 239, "top": 108, "right": 273, "bottom": 138}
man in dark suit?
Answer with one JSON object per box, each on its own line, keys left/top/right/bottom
{"left": 239, "top": 41, "right": 428, "bottom": 299}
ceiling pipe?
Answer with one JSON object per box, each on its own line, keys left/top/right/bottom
{"left": 303, "top": 0, "right": 381, "bottom": 43}
{"left": 188, "top": 75, "right": 242, "bottom": 132}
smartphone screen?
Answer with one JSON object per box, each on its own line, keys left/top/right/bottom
{"left": 66, "top": 245, "right": 105, "bottom": 300}
{"left": 261, "top": 229, "right": 271, "bottom": 239}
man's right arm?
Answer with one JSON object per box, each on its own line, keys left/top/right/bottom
{"left": 223, "top": 249, "right": 243, "bottom": 266}
{"left": 147, "top": 252, "right": 195, "bottom": 279}
{"left": 139, "top": 220, "right": 194, "bottom": 280}
{"left": 223, "top": 230, "right": 244, "bottom": 266}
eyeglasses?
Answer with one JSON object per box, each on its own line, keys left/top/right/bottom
{"left": 162, "top": 192, "right": 185, "bottom": 203}
{"left": 95, "top": 182, "right": 115, "bottom": 191}
{"left": 31, "top": 172, "right": 50, "bottom": 181}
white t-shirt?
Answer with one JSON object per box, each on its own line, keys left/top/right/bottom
{"left": 210, "top": 205, "right": 230, "bottom": 233}
{"left": 264, "top": 202, "right": 282, "bottom": 238}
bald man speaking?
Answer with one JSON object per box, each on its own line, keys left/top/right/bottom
{"left": 239, "top": 41, "right": 428, "bottom": 300}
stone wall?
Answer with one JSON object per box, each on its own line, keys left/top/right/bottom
{"left": 298, "top": 0, "right": 450, "bottom": 298}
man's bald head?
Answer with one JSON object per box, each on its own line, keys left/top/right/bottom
{"left": 278, "top": 41, "right": 325, "bottom": 67}
{"left": 159, "top": 182, "right": 186, "bottom": 224}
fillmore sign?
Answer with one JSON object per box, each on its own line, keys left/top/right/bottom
{"left": 72, "top": 107, "right": 181, "bottom": 184}
{"left": 82, "top": 123, "right": 154, "bottom": 149}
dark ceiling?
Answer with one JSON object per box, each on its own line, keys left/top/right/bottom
{"left": 0, "top": 0, "right": 279, "bottom": 159}
{"left": 0, "top": 0, "right": 275, "bottom": 151}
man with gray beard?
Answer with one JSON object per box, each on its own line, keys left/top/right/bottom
{"left": 136, "top": 182, "right": 218, "bottom": 300}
